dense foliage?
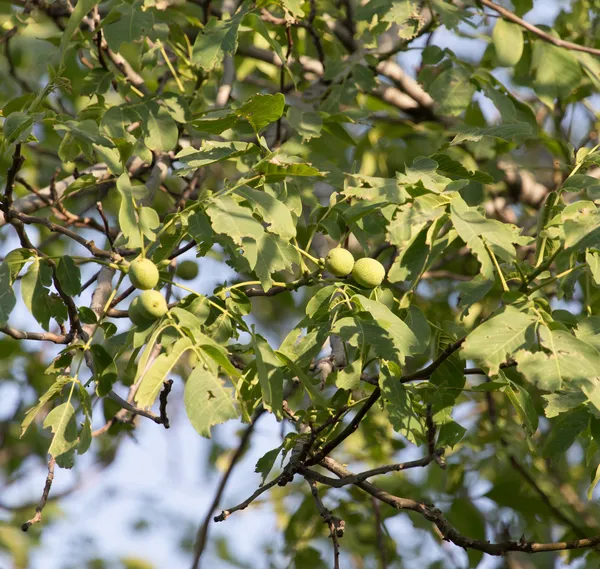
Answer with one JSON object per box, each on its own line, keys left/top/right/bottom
{"left": 2, "top": 0, "right": 600, "bottom": 567}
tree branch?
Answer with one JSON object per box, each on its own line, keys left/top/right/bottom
{"left": 307, "top": 478, "right": 344, "bottom": 569}
{"left": 191, "top": 409, "right": 265, "bottom": 569}
{"left": 478, "top": 0, "right": 600, "bottom": 56}
{"left": 213, "top": 473, "right": 282, "bottom": 522}
{"left": 321, "top": 456, "right": 600, "bottom": 556}
{"left": 303, "top": 451, "right": 443, "bottom": 487}
{"left": 0, "top": 325, "right": 71, "bottom": 344}
{"left": 21, "top": 457, "right": 55, "bottom": 531}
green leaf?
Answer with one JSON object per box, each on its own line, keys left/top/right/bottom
{"left": 575, "top": 316, "right": 600, "bottom": 351}
{"left": 21, "top": 259, "right": 53, "bottom": 331}
{"left": 430, "top": 353, "right": 465, "bottom": 407}
{"left": 59, "top": 0, "right": 101, "bottom": 61}
{"left": 451, "top": 196, "right": 523, "bottom": 279}
{"left": 286, "top": 107, "right": 322, "bottom": 141}
{"left": 78, "top": 417, "right": 92, "bottom": 455}
{"left": 139, "top": 206, "right": 160, "bottom": 242}
{"left": 382, "top": 1, "right": 423, "bottom": 39}
{"left": 430, "top": 153, "right": 494, "bottom": 183}
{"left": 543, "top": 391, "right": 587, "bottom": 418}
{"left": 235, "top": 93, "right": 286, "bottom": 132}
{"left": 546, "top": 327, "right": 600, "bottom": 375}
{"left": 256, "top": 155, "right": 323, "bottom": 179}
{"left": 280, "top": 0, "right": 304, "bottom": 18}
{"left": 275, "top": 351, "right": 327, "bottom": 407}
{"left": 562, "top": 202, "right": 600, "bottom": 250}
{"left": 379, "top": 364, "right": 423, "bottom": 443}
{"left": 252, "top": 333, "right": 284, "bottom": 418}
{"left": 345, "top": 175, "right": 409, "bottom": 204}
{"left": 43, "top": 402, "right": 79, "bottom": 468}
{"left": 493, "top": 19, "right": 524, "bottom": 67}
{"left": 456, "top": 274, "right": 494, "bottom": 309}
{"left": 387, "top": 224, "right": 431, "bottom": 286}
{"left": 191, "top": 13, "right": 244, "bottom": 71}
{"left": 517, "top": 327, "right": 600, "bottom": 397}
{"left": 21, "top": 376, "right": 71, "bottom": 437}
{"left": 462, "top": 307, "right": 537, "bottom": 375}
{"left": 515, "top": 349, "right": 563, "bottom": 392}
{"left": 532, "top": 40, "right": 582, "bottom": 108}
{"left": 3, "top": 248, "right": 35, "bottom": 282}
{"left": 207, "top": 196, "right": 264, "bottom": 245}
{"left": 103, "top": 1, "right": 154, "bottom": 53}
{"left": 144, "top": 102, "right": 178, "bottom": 152}
{"left": 238, "top": 186, "right": 296, "bottom": 239}
{"left": 332, "top": 312, "right": 415, "bottom": 368}
{"left": 427, "top": 66, "right": 475, "bottom": 117}
{"left": 0, "top": 263, "right": 16, "bottom": 325}
{"left": 397, "top": 157, "right": 452, "bottom": 193}
{"left": 353, "top": 296, "right": 420, "bottom": 363}
{"left": 255, "top": 445, "right": 283, "bottom": 485}
{"left": 135, "top": 337, "right": 193, "bottom": 408}
{"left": 450, "top": 122, "right": 533, "bottom": 145}
{"left": 4, "top": 111, "right": 34, "bottom": 144}
{"left": 116, "top": 173, "right": 146, "bottom": 249}
{"left": 588, "top": 464, "right": 600, "bottom": 500}
{"left": 242, "top": 232, "right": 300, "bottom": 292}
{"left": 184, "top": 365, "right": 239, "bottom": 438}
{"left": 542, "top": 406, "right": 589, "bottom": 457}
{"left": 501, "top": 372, "right": 538, "bottom": 436}
{"left": 56, "top": 256, "right": 81, "bottom": 296}
{"left": 333, "top": 359, "right": 362, "bottom": 390}
{"left": 437, "top": 420, "right": 467, "bottom": 448}
{"left": 175, "top": 142, "right": 257, "bottom": 174}
{"left": 247, "top": 14, "right": 290, "bottom": 78}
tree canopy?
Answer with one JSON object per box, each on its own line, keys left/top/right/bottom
{"left": 2, "top": 0, "right": 600, "bottom": 568}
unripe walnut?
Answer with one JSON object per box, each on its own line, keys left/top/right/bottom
{"left": 352, "top": 258, "right": 385, "bottom": 288}
{"left": 138, "top": 290, "right": 168, "bottom": 320}
{"left": 325, "top": 248, "right": 355, "bottom": 277}
{"left": 176, "top": 260, "right": 199, "bottom": 281}
{"left": 129, "top": 258, "right": 160, "bottom": 290}
{"left": 128, "top": 297, "right": 153, "bottom": 327}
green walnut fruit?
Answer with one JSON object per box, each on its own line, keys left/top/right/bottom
{"left": 325, "top": 247, "right": 355, "bottom": 277}
{"left": 128, "top": 297, "right": 154, "bottom": 327}
{"left": 129, "top": 258, "right": 159, "bottom": 290}
{"left": 176, "top": 260, "right": 199, "bottom": 281}
{"left": 352, "top": 258, "right": 386, "bottom": 288}
{"left": 138, "top": 290, "right": 168, "bottom": 320}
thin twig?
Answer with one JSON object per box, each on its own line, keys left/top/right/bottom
{"left": 372, "top": 496, "right": 387, "bottom": 569}
{"left": 158, "top": 380, "right": 173, "bottom": 429}
{"left": 303, "top": 451, "right": 443, "bottom": 487}
{"left": 213, "top": 473, "right": 282, "bottom": 522}
{"left": 21, "top": 457, "right": 56, "bottom": 531}
{"left": 0, "top": 325, "right": 71, "bottom": 344}
{"left": 191, "top": 409, "right": 266, "bottom": 569}
{"left": 96, "top": 201, "right": 115, "bottom": 248}
{"left": 307, "top": 479, "right": 343, "bottom": 569}
{"left": 479, "top": 0, "right": 600, "bottom": 56}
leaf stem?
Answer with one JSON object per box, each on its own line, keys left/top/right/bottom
{"left": 157, "top": 40, "right": 185, "bottom": 93}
